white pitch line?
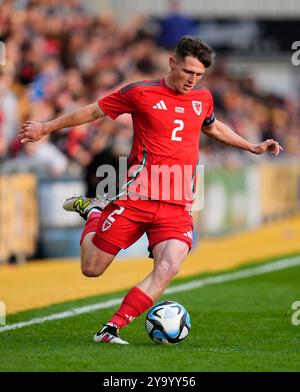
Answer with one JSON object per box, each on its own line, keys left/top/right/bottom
{"left": 165, "top": 256, "right": 300, "bottom": 294}
{"left": 1, "top": 256, "right": 300, "bottom": 333}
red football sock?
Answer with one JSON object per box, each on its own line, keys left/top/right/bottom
{"left": 80, "top": 212, "right": 102, "bottom": 245}
{"left": 109, "top": 287, "right": 153, "bottom": 330}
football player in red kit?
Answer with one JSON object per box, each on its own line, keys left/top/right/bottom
{"left": 18, "top": 36, "right": 283, "bottom": 344}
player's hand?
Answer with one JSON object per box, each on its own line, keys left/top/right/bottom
{"left": 253, "top": 139, "right": 283, "bottom": 156}
{"left": 18, "top": 121, "right": 48, "bottom": 144}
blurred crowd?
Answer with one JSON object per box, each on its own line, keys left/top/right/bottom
{"left": 0, "top": 0, "right": 299, "bottom": 195}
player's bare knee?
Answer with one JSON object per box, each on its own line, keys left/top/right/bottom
{"left": 81, "top": 250, "right": 113, "bottom": 277}
{"left": 81, "top": 264, "right": 103, "bottom": 277}
{"left": 81, "top": 265, "right": 96, "bottom": 277}
{"left": 167, "top": 263, "right": 180, "bottom": 279}
{"left": 156, "top": 260, "right": 180, "bottom": 282}
{"left": 81, "top": 254, "right": 100, "bottom": 277}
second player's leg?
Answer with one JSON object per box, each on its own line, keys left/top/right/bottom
{"left": 136, "top": 239, "right": 189, "bottom": 301}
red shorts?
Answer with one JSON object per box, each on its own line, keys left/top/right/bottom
{"left": 92, "top": 198, "right": 193, "bottom": 257}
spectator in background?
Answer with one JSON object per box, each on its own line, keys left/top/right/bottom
{"left": 5, "top": 135, "right": 68, "bottom": 176}
{"left": 158, "top": 0, "right": 196, "bottom": 49}
{"left": 3, "top": 100, "right": 68, "bottom": 176}
{"left": 84, "top": 119, "right": 116, "bottom": 197}
{"left": 29, "top": 56, "right": 63, "bottom": 102}
{"left": 84, "top": 118, "right": 133, "bottom": 198}
{"left": 0, "top": 69, "right": 19, "bottom": 161}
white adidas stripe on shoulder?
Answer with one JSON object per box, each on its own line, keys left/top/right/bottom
{"left": 160, "top": 100, "right": 167, "bottom": 110}
{"left": 153, "top": 100, "right": 167, "bottom": 110}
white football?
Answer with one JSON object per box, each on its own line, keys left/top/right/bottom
{"left": 145, "top": 300, "right": 191, "bottom": 344}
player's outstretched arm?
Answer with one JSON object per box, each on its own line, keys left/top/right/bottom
{"left": 202, "top": 119, "right": 283, "bottom": 156}
{"left": 18, "top": 103, "right": 105, "bottom": 144}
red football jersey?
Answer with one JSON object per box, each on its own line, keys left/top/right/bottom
{"left": 98, "top": 78, "right": 215, "bottom": 207}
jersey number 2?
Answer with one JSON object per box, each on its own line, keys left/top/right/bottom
{"left": 171, "top": 119, "right": 184, "bottom": 142}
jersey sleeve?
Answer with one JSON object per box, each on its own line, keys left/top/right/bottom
{"left": 203, "top": 90, "right": 216, "bottom": 126}
{"left": 98, "top": 85, "right": 139, "bottom": 120}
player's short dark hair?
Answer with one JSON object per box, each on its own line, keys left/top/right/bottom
{"left": 174, "top": 36, "right": 214, "bottom": 68}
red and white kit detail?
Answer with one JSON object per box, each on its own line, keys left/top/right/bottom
{"left": 92, "top": 198, "right": 194, "bottom": 255}
{"left": 98, "top": 78, "right": 215, "bottom": 208}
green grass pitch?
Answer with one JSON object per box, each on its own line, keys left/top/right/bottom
{"left": 1, "top": 255, "right": 300, "bottom": 372}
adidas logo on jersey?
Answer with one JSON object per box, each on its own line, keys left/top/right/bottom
{"left": 153, "top": 100, "right": 167, "bottom": 110}
{"left": 184, "top": 231, "right": 193, "bottom": 239}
